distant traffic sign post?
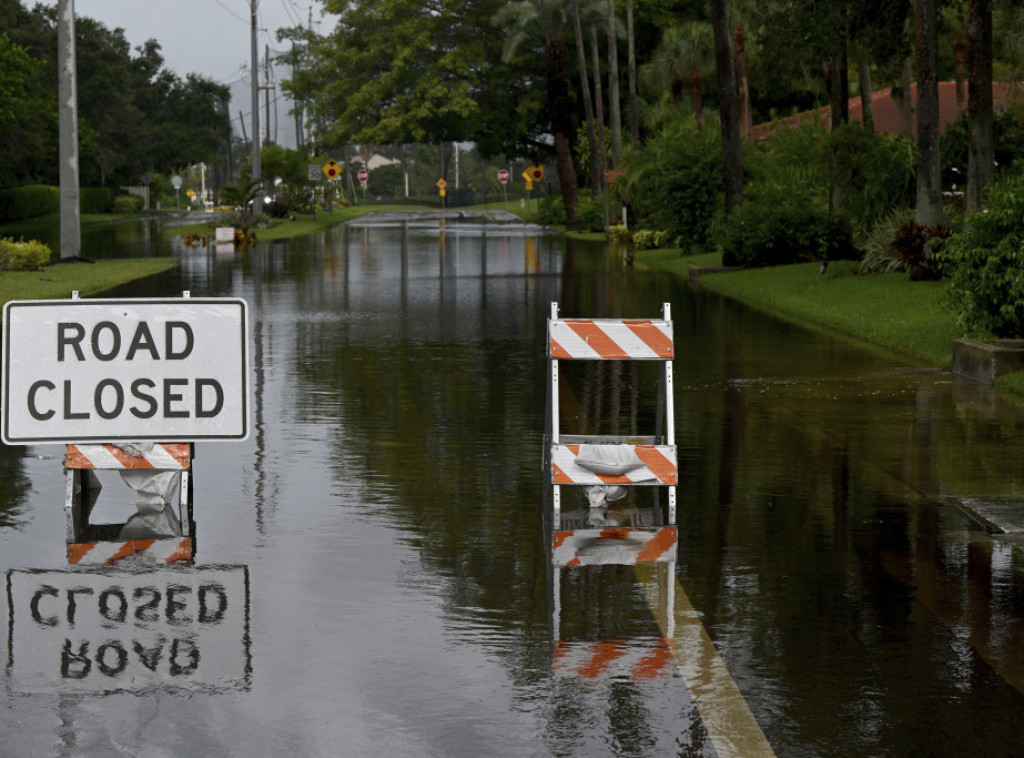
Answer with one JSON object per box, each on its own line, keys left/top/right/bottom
{"left": 358, "top": 168, "right": 368, "bottom": 204}
{"left": 1, "top": 297, "right": 250, "bottom": 444}
{"left": 498, "top": 169, "right": 509, "bottom": 204}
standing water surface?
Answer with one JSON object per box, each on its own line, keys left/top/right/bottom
{"left": 2, "top": 212, "right": 1024, "bottom": 756}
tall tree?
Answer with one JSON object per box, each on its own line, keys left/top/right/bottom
{"left": 571, "top": 0, "right": 601, "bottom": 194}
{"left": 626, "top": 0, "right": 639, "bottom": 145}
{"left": 497, "top": 0, "right": 581, "bottom": 226}
{"left": 640, "top": 21, "right": 715, "bottom": 131}
{"left": 606, "top": 0, "right": 623, "bottom": 166}
{"left": 966, "top": 0, "right": 993, "bottom": 210}
{"left": 916, "top": 0, "right": 943, "bottom": 226}
{"left": 710, "top": 0, "right": 742, "bottom": 217}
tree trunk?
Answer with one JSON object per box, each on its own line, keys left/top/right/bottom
{"left": 546, "top": 38, "right": 579, "bottom": 227}
{"left": 826, "top": 35, "right": 849, "bottom": 130}
{"left": 859, "top": 62, "right": 874, "bottom": 133}
{"left": 915, "top": 0, "right": 943, "bottom": 226}
{"left": 953, "top": 35, "right": 966, "bottom": 112}
{"left": 571, "top": 0, "right": 601, "bottom": 194}
{"left": 589, "top": 24, "right": 607, "bottom": 182}
{"left": 606, "top": 0, "right": 622, "bottom": 167}
{"left": 732, "top": 25, "right": 752, "bottom": 139}
{"left": 710, "top": 0, "right": 742, "bottom": 220}
{"left": 690, "top": 70, "right": 706, "bottom": 131}
{"left": 967, "top": 0, "right": 993, "bottom": 210}
{"left": 626, "top": 0, "right": 639, "bottom": 145}
{"left": 894, "top": 15, "right": 914, "bottom": 135}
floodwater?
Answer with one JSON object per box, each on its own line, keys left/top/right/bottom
{"left": 3, "top": 211, "right": 1024, "bottom": 757}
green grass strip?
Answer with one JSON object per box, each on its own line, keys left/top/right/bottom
{"left": 0, "top": 258, "right": 176, "bottom": 308}
{"left": 636, "top": 250, "right": 958, "bottom": 368}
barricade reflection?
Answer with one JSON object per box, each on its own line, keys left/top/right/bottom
{"left": 549, "top": 560, "right": 678, "bottom": 680}
{"left": 6, "top": 565, "right": 251, "bottom": 695}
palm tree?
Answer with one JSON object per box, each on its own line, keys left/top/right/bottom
{"left": 217, "top": 177, "right": 264, "bottom": 228}
{"left": 641, "top": 21, "right": 715, "bottom": 131}
{"left": 496, "top": 0, "right": 580, "bottom": 227}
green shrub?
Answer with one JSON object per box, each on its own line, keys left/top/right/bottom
{"left": 536, "top": 196, "right": 566, "bottom": 226}
{"left": 719, "top": 198, "right": 856, "bottom": 268}
{"left": 112, "top": 194, "right": 143, "bottom": 213}
{"left": 818, "top": 123, "right": 916, "bottom": 231}
{"left": 0, "top": 185, "right": 60, "bottom": 223}
{"left": 0, "top": 237, "right": 53, "bottom": 270}
{"left": 940, "top": 165, "right": 1024, "bottom": 337}
{"left": 81, "top": 187, "right": 116, "bottom": 213}
{"left": 632, "top": 229, "right": 670, "bottom": 250}
{"left": 608, "top": 224, "right": 631, "bottom": 244}
{"left": 860, "top": 207, "right": 916, "bottom": 273}
{"left": 575, "top": 190, "right": 605, "bottom": 232}
{"left": 891, "top": 219, "right": 949, "bottom": 280}
{"left": 623, "top": 121, "right": 723, "bottom": 249}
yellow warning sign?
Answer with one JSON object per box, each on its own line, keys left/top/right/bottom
{"left": 322, "top": 160, "right": 342, "bottom": 181}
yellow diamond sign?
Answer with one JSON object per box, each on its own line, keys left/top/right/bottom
{"left": 322, "top": 160, "right": 342, "bottom": 181}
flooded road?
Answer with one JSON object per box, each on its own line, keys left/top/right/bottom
{"left": 3, "top": 212, "right": 1024, "bottom": 756}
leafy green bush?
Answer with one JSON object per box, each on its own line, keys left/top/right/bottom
{"left": 891, "top": 220, "right": 949, "bottom": 280}
{"left": 940, "top": 166, "right": 1024, "bottom": 337}
{"left": 536, "top": 196, "right": 566, "bottom": 226}
{"left": 81, "top": 187, "right": 116, "bottom": 213}
{"left": 0, "top": 237, "right": 53, "bottom": 270}
{"left": 0, "top": 185, "right": 59, "bottom": 223}
{"left": 860, "top": 207, "right": 916, "bottom": 273}
{"left": 941, "top": 108, "right": 1024, "bottom": 190}
{"left": 575, "top": 190, "right": 605, "bottom": 232}
{"left": 112, "top": 194, "right": 143, "bottom": 213}
{"left": 631, "top": 229, "right": 670, "bottom": 250}
{"left": 623, "top": 121, "right": 723, "bottom": 250}
{"left": 719, "top": 196, "right": 856, "bottom": 268}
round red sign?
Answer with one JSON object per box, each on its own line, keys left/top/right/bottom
{"left": 498, "top": 169, "right": 509, "bottom": 185}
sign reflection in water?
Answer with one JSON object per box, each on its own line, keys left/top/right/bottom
{"left": 6, "top": 565, "right": 251, "bottom": 695}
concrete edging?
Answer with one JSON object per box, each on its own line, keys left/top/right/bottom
{"left": 952, "top": 338, "right": 1024, "bottom": 384}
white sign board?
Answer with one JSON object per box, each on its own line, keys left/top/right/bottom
{"left": 6, "top": 566, "right": 251, "bottom": 694}
{"left": 2, "top": 298, "right": 250, "bottom": 444}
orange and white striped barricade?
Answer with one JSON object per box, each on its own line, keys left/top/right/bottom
{"left": 64, "top": 442, "right": 194, "bottom": 565}
{"left": 546, "top": 302, "right": 677, "bottom": 564}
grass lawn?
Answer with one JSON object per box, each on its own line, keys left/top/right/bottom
{"left": 0, "top": 258, "right": 176, "bottom": 308}
{"left": 635, "top": 249, "right": 958, "bottom": 368}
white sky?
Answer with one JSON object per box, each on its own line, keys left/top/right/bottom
{"left": 39, "top": 0, "right": 336, "bottom": 147}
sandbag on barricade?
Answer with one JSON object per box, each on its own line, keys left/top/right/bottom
{"left": 115, "top": 444, "right": 182, "bottom": 538}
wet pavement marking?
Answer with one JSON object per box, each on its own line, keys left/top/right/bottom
{"left": 636, "top": 566, "right": 776, "bottom": 758}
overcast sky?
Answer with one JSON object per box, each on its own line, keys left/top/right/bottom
{"left": 40, "top": 0, "right": 336, "bottom": 147}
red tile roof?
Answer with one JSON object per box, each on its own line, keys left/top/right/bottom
{"left": 753, "top": 81, "right": 1022, "bottom": 140}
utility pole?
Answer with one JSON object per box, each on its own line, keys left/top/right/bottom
{"left": 57, "top": 0, "right": 81, "bottom": 260}
{"left": 265, "top": 44, "right": 271, "bottom": 145}
{"left": 250, "top": 0, "right": 262, "bottom": 192}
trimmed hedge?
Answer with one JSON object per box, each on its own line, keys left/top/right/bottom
{"left": 0, "top": 185, "right": 58, "bottom": 222}
{"left": 0, "top": 185, "right": 118, "bottom": 222}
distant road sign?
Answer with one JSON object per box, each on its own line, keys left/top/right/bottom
{"left": 498, "top": 170, "right": 509, "bottom": 185}
{"left": 2, "top": 298, "right": 250, "bottom": 444}
{"left": 436, "top": 178, "right": 448, "bottom": 189}
{"left": 358, "top": 169, "right": 369, "bottom": 183}
{"left": 308, "top": 163, "right": 321, "bottom": 181}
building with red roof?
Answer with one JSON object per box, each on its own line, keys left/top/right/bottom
{"left": 753, "top": 81, "right": 1022, "bottom": 140}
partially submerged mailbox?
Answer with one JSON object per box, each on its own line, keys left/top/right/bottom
{"left": 2, "top": 293, "right": 250, "bottom": 565}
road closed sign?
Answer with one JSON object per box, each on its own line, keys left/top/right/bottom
{"left": 2, "top": 298, "right": 250, "bottom": 444}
